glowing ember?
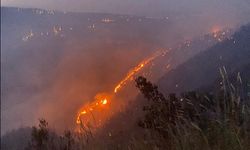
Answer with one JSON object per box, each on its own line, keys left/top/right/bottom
{"left": 102, "top": 99, "right": 108, "bottom": 105}
{"left": 210, "top": 27, "right": 231, "bottom": 42}
{"left": 81, "top": 110, "right": 87, "bottom": 115}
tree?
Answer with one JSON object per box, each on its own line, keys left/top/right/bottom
{"left": 135, "top": 76, "right": 181, "bottom": 136}
{"left": 26, "top": 119, "right": 49, "bottom": 150}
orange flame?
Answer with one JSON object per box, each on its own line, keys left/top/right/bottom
{"left": 75, "top": 50, "right": 167, "bottom": 127}
{"left": 102, "top": 99, "right": 108, "bottom": 105}
{"left": 114, "top": 50, "right": 165, "bottom": 93}
{"left": 76, "top": 97, "right": 110, "bottom": 125}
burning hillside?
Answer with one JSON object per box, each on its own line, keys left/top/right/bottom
{"left": 75, "top": 50, "right": 167, "bottom": 131}
{"left": 1, "top": 0, "right": 250, "bottom": 148}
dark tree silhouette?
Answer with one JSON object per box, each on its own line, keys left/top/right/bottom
{"left": 26, "top": 119, "right": 49, "bottom": 150}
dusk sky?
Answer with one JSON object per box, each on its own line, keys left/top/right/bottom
{"left": 2, "top": 0, "right": 250, "bottom": 17}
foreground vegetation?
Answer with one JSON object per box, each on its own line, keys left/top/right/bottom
{"left": 134, "top": 73, "right": 250, "bottom": 150}
{"left": 2, "top": 71, "right": 249, "bottom": 150}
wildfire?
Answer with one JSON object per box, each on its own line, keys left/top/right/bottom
{"left": 76, "top": 96, "right": 110, "bottom": 125}
{"left": 210, "top": 27, "right": 232, "bottom": 42}
{"left": 75, "top": 50, "right": 167, "bottom": 128}
{"left": 102, "top": 99, "right": 108, "bottom": 105}
{"left": 114, "top": 50, "right": 166, "bottom": 93}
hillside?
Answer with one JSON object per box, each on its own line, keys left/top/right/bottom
{"left": 1, "top": 7, "right": 229, "bottom": 134}
{"left": 1, "top": 6, "right": 176, "bottom": 134}
{"left": 158, "top": 24, "right": 250, "bottom": 94}
{"left": 1, "top": 7, "right": 250, "bottom": 149}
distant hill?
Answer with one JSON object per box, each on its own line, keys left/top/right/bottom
{"left": 158, "top": 24, "right": 250, "bottom": 94}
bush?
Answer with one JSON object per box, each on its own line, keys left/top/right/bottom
{"left": 135, "top": 75, "right": 250, "bottom": 150}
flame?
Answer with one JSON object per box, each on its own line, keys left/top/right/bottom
{"left": 81, "top": 110, "right": 87, "bottom": 114}
{"left": 102, "top": 99, "right": 108, "bottom": 105}
{"left": 75, "top": 50, "right": 167, "bottom": 128}
{"left": 76, "top": 96, "right": 110, "bottom": 125}
{"left": 114, "top": 50, "right": 165, "bottom": 93}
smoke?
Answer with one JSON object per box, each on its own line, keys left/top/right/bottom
{"left": 1, "top": 26, "right": 162, "bottom": 134}
{"left": 1, "top": 0, "right": 250, "bottom": 134}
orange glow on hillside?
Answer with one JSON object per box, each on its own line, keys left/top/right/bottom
{"left": 76, "top": 96, "right": 110, "bottom": 125}
{"left": 114, "top": 50, "right": 166, "bottom": 93}
{"left": 102, "top": 99, "right": 108, "bottom": 105}
{"left": 211, "top": 25, "right": 223, "bottom": 34}
{"left": 75, "top": 50, "right": 167, "bottom": 130}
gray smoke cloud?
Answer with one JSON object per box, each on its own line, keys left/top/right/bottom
{"left": 1, "top": 0, "right": 250, "bottom": 135}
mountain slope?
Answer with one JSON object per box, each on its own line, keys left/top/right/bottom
{"left": 158, "top": 24, "right": 250, "bottom": 94}
{"left": 1, "top": 7, "right": 178, "bottom": 134}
